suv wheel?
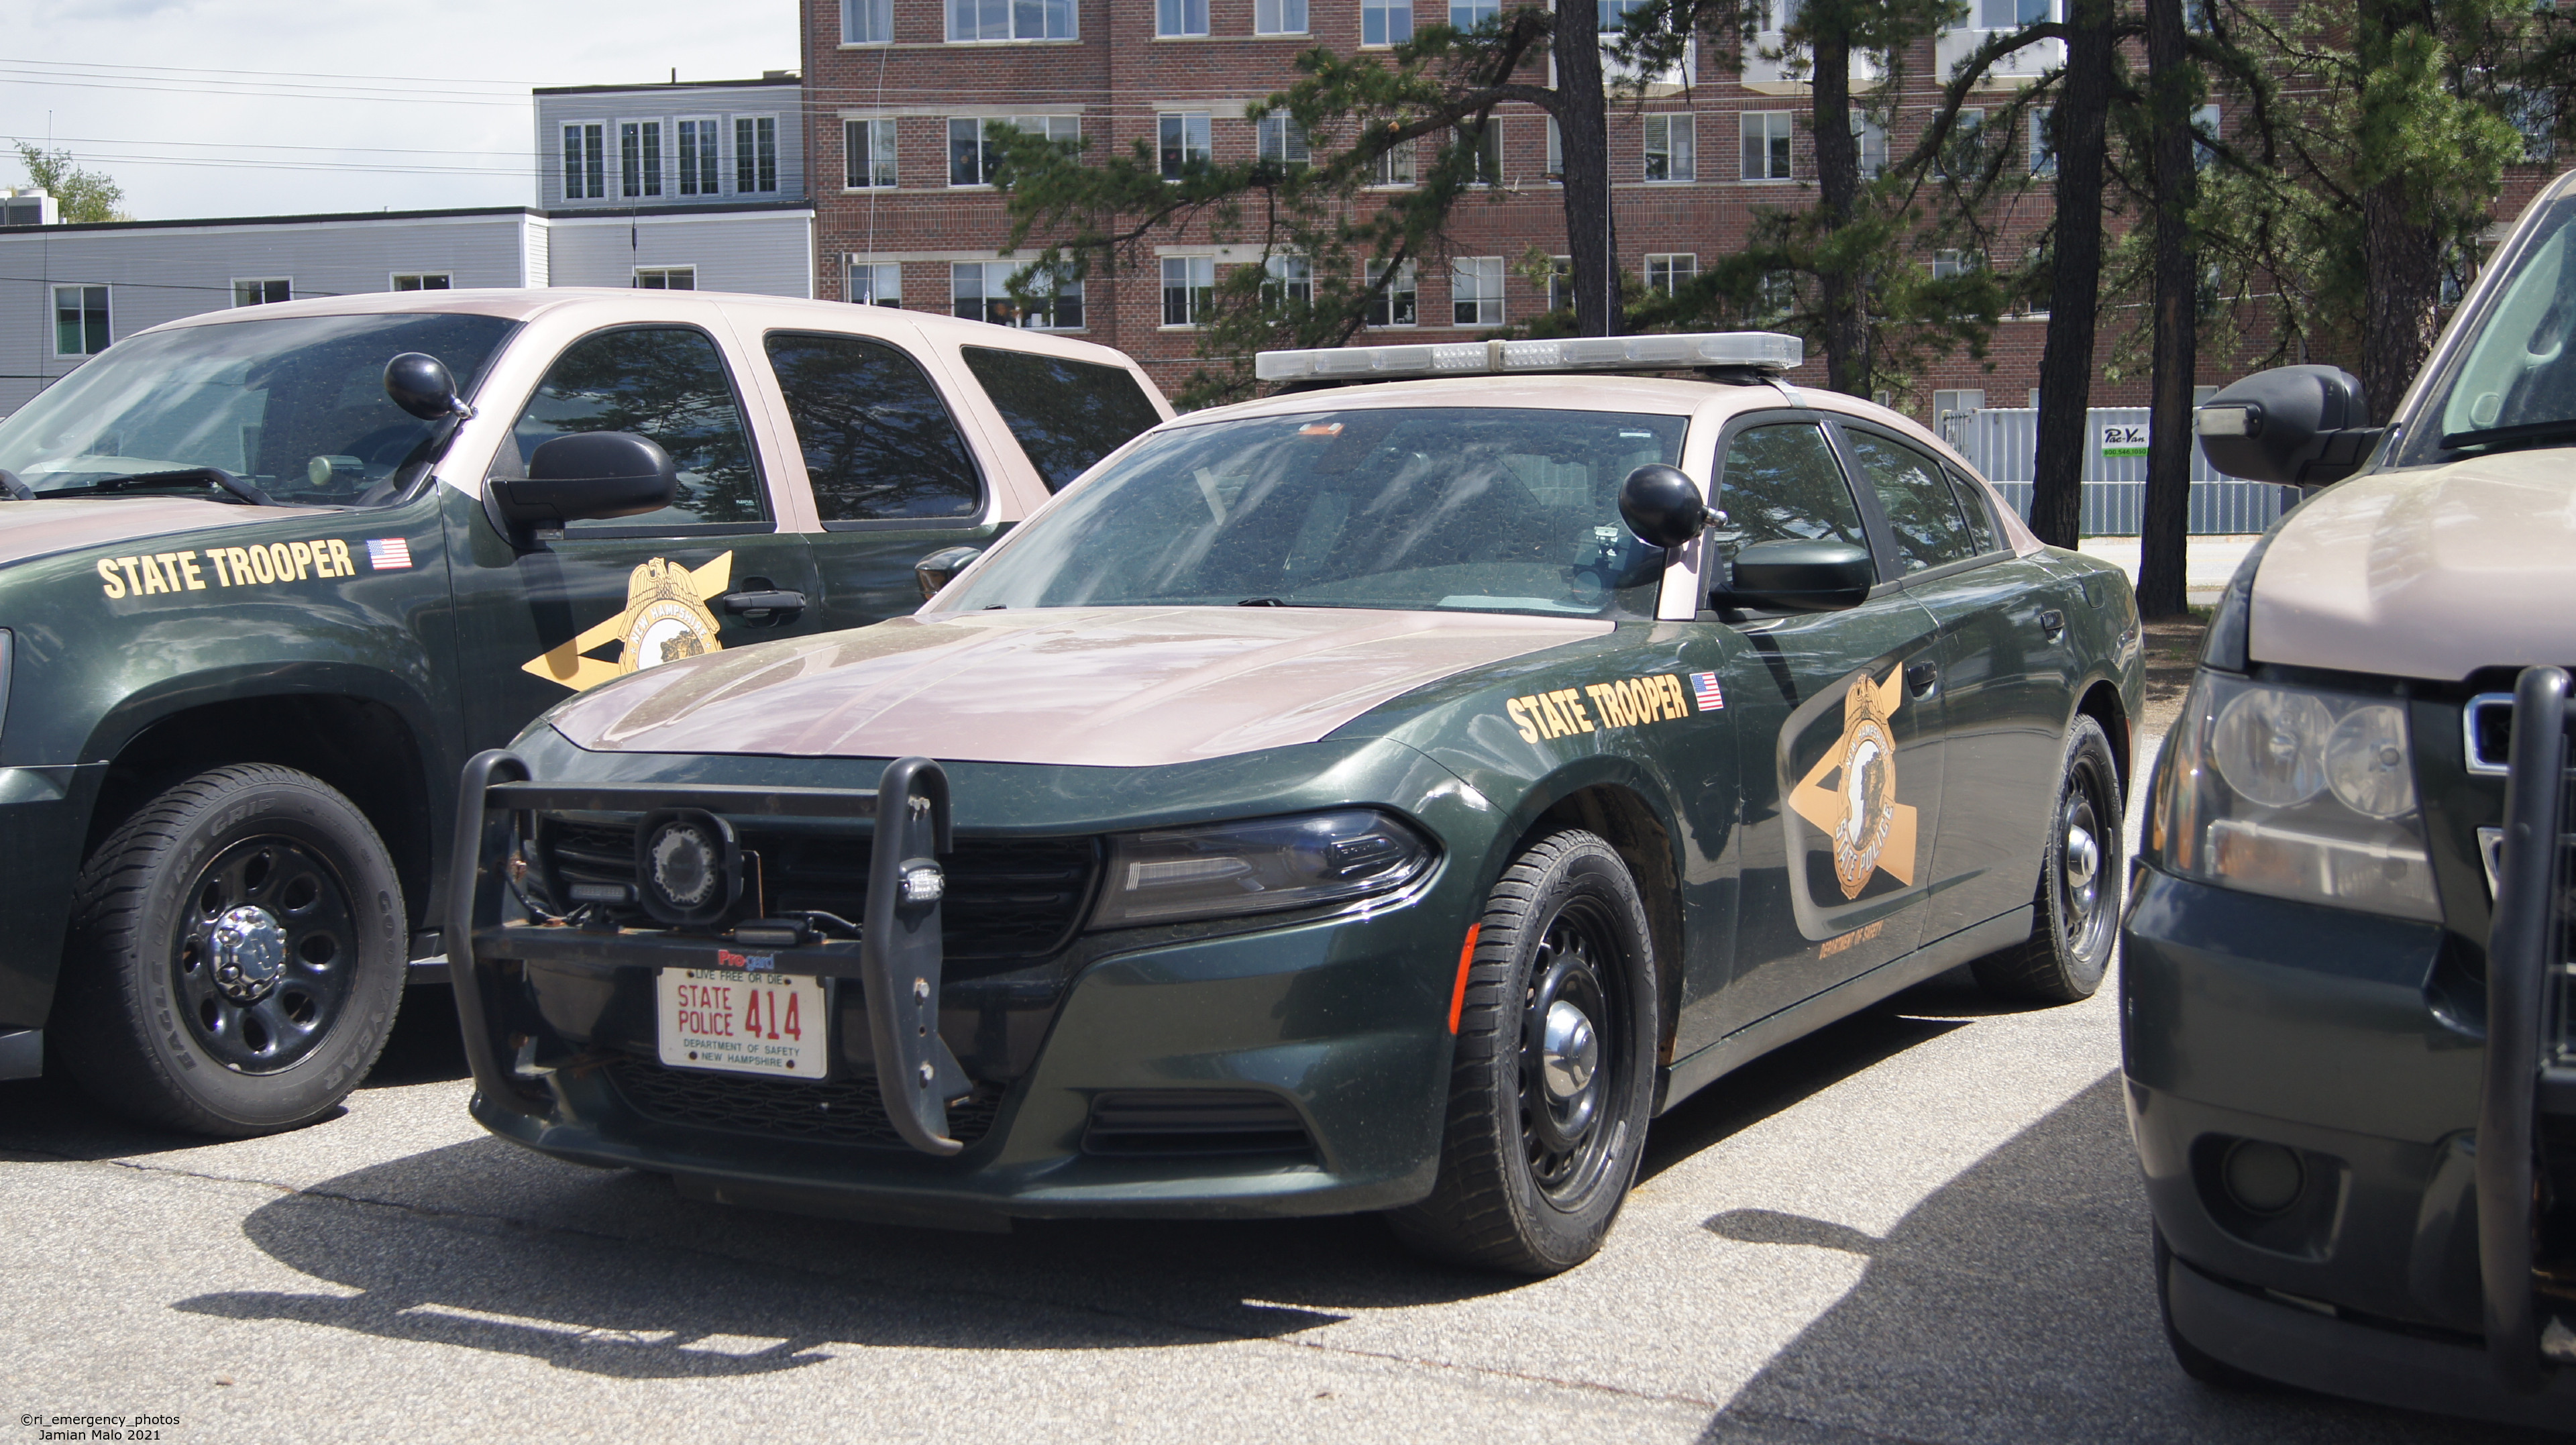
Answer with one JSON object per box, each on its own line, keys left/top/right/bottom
{"left": 1390, "top": 829, "right": 1658, "bottom": 1275}
{"left": 54, "top": 764, "right": 406, "bottom": 1136}
{"left": 1972, "top": 715, "right": 2122, "bottom": 1003}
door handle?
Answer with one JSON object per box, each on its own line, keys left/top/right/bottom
{"left": 722, "top": 589, "right": 807, "bottom": 615}
{"left": 2038, "top": 608, "right": 2066, "bottom": 639}
{"left": 1905, "top": 660, "right": 1939, "bottom": 696}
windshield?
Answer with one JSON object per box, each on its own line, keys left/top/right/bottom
{"left": 936, "top": 406, "right": 1686, "bottom": 619}
{"left": 2405, "top": 192, "right": 2576, "bottom": 462}
{"left": 0, "top": 313, "right": 515, "bottom": 505}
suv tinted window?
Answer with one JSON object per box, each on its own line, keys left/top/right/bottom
{"left": 494, "top": 326, "right": 766, "bottom": 529}
{"left": 765, "top": 331, "right": 982, "bottom": 524}
{"left": 1717, "top": 423, "right": 1870, "bottom": 547}
{"left": 1844, "top": 429, "right": 1976, "bottom": 571}
{"left": 959, "top": 345, "right": 1163, "bottom": 492}
{"left": 1943, "top": 464, "right": 2000, "bottom": 555}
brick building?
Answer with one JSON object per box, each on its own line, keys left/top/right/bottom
{"left": 798, "top": 1, "right": 2558, "bottom": 420}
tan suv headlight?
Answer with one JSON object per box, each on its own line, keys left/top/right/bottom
{"left": 2151, "top": 670, "right": 2440, "bottom": 920}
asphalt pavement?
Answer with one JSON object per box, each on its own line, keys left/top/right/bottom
{"left": 0, "top": 720, "right": 2555, "bottom": 1445}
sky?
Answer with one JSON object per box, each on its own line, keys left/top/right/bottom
{"left": 3, "top": 0, "right": 801, "bottom": 221}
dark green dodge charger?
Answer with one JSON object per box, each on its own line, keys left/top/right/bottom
{"left": 451, "top": 333, "right": 2143, "bottom": 1272}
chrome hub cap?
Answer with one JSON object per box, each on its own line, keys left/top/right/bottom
{"left": 2063, "top": 823, "right": 2100, "bottom": 916}
{"left": 209, "top": 905, "right": 288, "bottom": 1003}
{"left": 1540, "top": 999, "right": 1599, "bottom": 1104}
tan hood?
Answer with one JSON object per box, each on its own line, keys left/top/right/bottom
{"left": 545, "top": 606, "right": 1611, "bottom": 767}
{"left": 2251, "top": 450, "right": 2576, "bottom": 682}
{"left": 0, "top": 496, "right": 291, "bottom": 566}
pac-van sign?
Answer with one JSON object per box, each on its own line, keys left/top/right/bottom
{"left": 2100, "top": 423, "right": 2149, "bottom": 458}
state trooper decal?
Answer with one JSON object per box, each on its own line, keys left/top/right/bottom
{"left": 525, "top": 552, "right": 731, "bottom": 692}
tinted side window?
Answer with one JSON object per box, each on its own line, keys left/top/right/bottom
{"left": 959, "top": 345, "right": 1164, "bottom": 492}
{"left": 1943, "top": 464, "right": 2000, "bottom": 555}
{"left": 495, "top": 326, "right": 766, "bottom": 529}
{"left": 765, "top": 331, "right": 983, "bottom": 524}
{"left": 1717, "top": 423, "right": 1870, "bottom": 547}
{"left": 1845, "top": 430, "right": 1976, "bottom": 572}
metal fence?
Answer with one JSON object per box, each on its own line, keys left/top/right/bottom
{"left": 1940, "top": 406, "right": 2298, "bottom": 536}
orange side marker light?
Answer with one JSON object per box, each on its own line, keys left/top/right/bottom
{"left": 1446, "top": 923, "right": 1483, "bottom": 1034}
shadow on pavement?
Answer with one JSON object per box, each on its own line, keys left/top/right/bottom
{"left": 1693, "top": 1075, "right": 2551, "bottom": 1445}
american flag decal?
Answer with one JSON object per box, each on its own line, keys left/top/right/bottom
{"left": 1690, "top": 672, "right": 1725, "bottom": 712}
{"left": 365, "top": 537, "right": 413, "bottom": 570}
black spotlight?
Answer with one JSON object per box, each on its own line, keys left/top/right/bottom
{"left": 634, "top": 808, "right": 741, "bottom": 927}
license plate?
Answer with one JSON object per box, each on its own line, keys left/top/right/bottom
{"left": 656, "top": 967, "right": 828, "bottom": 1079}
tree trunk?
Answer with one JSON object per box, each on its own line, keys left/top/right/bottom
{"left": 2358, "top": 179, "right": 2443, "bottom": 423}
{"left": 2029, "top": 0, "right": 2115, "bottom": 549}
{"left": 1554, "top": 1, "right": 1618, "bottom": 336}
{"left": 2139, "top": 0, "right": 2196, "bottom": 619}
{"left": 1809, "top": 1, "right": 1869, "bottom": 394}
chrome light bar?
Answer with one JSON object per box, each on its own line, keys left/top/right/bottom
{"left": 1254, "top": 331, "right": 1804, "bottom": 382}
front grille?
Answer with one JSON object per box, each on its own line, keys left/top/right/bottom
{"left": 539, "top": 820, "right": 1097, "bottom": 961}
{"left": 605, "top": 1056, "right": 1002, "bottom": 1149}
{"left": 1081, "top": 1089, "right": 1314, "bottom": 1158}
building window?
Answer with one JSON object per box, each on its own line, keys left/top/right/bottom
{"left": 1364, "top": 259, "right": 1418, "bottom": 325}
{"left": 1930, "top": 249, "right": 1982, "bottom": 279}
{"left": 947, "top": 0, "right": 1075, "bottom": 41}
{"left": 233, "top": 278, "right": 291, "bottom": 307}
{"left": 2027, "top": 107, "right": 2054, "bottom": 174}
{"left": 1257, "top": 115, "right": 1310, "bottom": 168}
{"left": 678, "top": 118, "right": 722, "bottom": 195}
{"left": 1257, "top": 0, "right": 1308, "bottom": 31}
{"left": 735, "top": 116, "right": 778, "bottom": 193}
{"left": 1546, "top": 255, "right": 1574, "bottom": 313}
{"left": 1938, "top": 109, "right": 1984, "bottom": 178}
{"left": 621, "top": 120, "right": 663, "bottom": 199}
{"left": 1265, "top": 255, "right": 1313, "bottom": 305}
{"left": 1544, "top": 117, "right": 1564, "bottom": 180}
{"left": 1158, "top": 0, "right": 1209, "bottom": 36}
{"left": 849, "top": 260, "right": 902, "bottom": 306}
{"left": 1856, "top": 115, "right": 1888, "bottom": 178}
{"left": 2192, "top": 103, "right": 2222, "bottom": 169}
{"left": 1753, "top": 271, "right": 1795, "bottom": 321}
{"left": 1931, "top": 389, "right": 1985, "bottom": 423}
{"left": 1644, "top": 253, "right": 1696, "bottom": 295}
{"left": 1644, "top": 113, "right": 1695, "bottom": 181}
{"left": 1160, "top": 256, "right": 1216, "bottom": 326}
{"left": 1740, "top": 112, "right": 1792, "bottom": 181}
{"left": 635, "top": 267, "right": 696, "bottom": 289}
{"left": 2505, "top": 88, "right": 2559, "bottom": 163}
{"left": 1456, "top": 117, "right": 1501, "bottom": 184}
{"left": 1599, "top": 0, "right": 1648, "bottom": 29}
{"left": 1362, "top": 1, "right": 1412, "bottom": 45}
{"left": 1370, "top": 137, "right": 1417, "bottom": 186}
{"left": 949, "top": 115, "right": 1078, "bottom": 186}
{"left": 843, "top": 0, "right": 892, "bottom": 42}
{"left": 54, "top": 285, "right": 108, "bottom": 356}
{"left": 1974, "top": 0, "right": 2056, "bottom": 25}
{"left": 951, "top": 261, "right": 1082, "bottom": 329}
{"left": 1451, "top": 256, "right": 1503, "bottom": 326}
{"left": 1452, "top": 0, "right": 1499, "bottom": 22}
{"left": 562, "top": 123, "right": 606, "bottom": 199}
{"left": 847, "top": 118, "right": 898, "bottom": 189}
{"left": 1159, "top": 113, "right": 1212, "bottom": 180}
{"left": 392, "top": 273, "right": 451, "bottom": 291}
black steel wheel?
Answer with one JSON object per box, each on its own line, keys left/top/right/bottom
{"left": 1390, "top": 828, "right": 1658, "bottom": 1276}
{"left": 1973, "top": 715, "right": 2123, "bottom": 1003}
{"left": 54, "top": 764, "right": 405, "bottom": 1136}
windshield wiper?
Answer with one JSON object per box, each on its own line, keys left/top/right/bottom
{"left": 0, "top": 468, "right": 30, "bottom": 501}
{"left": 2438, "top": 418, "right": 2576, "bottom": 454}
{"left": 34, "top": 467, "right": 276, "bottom": 506}
{"left": 1237, "top": 596, "right": 1289, "bottom": 606}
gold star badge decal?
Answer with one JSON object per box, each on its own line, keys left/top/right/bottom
{"left": 1787, "top": 664, "right": 1919, "bottom": 900}
{"left": 523, "top": 552, "right": 732, "bottom": 692}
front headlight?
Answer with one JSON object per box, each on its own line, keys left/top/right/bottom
{"left": 2151, "top": 670, "right": 2439, "bottom": 920}
{"left": 1090, "top": 808, "right": 1436, "bottom": 928}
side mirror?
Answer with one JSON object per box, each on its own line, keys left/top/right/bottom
{"left": 916, "top": 545, "right": 983, "bottom": 600}
{"left": 1618, "top": 464, "right": 1711, "bottom": 549}
{"left": 384, "top": 352, "right": 474, "bottom": 421}
{"left": 1714, "top": 539, "right": 1876, "bottom": 614}
{"left": 489, "top": 433, "right": 678, "bottom": 538}
{"left": 2195, "top": 364, "right": 2382, "bottom": 488}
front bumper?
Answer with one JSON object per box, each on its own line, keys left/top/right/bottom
{"left": 0, "top": 763, "right": 105, "bottom": 1038}
{"left": 2123, "top": 861, "right": 2576, "bottom": 1421}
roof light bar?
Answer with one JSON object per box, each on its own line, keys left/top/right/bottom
{"left": 1254, "top": 331, "right": 1803, "bottom": 383}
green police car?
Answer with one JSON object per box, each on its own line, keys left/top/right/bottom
{"left": 450, "top": 331, "right": 2143, "bottom": 1272}
{"left": 0, "top": 287, "right": 1167, "bottom": 1136}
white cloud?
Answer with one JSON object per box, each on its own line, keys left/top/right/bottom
{"left": 3, "top": 0, "right": 798, "bottom": 219}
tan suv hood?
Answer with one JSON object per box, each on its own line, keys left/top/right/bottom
{"left": 2251, "top": 449, "right": 2576, "bottom": 681}
{"left": 0, "top": 496, "right": 298, "bottom": 566}
{"left": 545, "top": 606, "right": 1611, "bottom": 767}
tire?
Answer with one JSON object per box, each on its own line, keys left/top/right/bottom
{"left": 1389, "top": 829, "right": 1658, "bottom": 1276}
{"left": 1972, "top": 714, "right": 2122, "bottom": 1004}
{"left": 2154, "top": 1225, "right": 2269, "bottom": 1391}
{"left": 52, "top": 764, "right": 407, "bottom": 1136}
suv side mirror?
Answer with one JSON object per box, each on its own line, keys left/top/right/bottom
{"left": 1713, "top": 539, "right": 1876, "bottom": 614}
{"left": 2196, "top": 365, "right": 2383, "bottom": 488}
{"left": 915, "top": 545, "right": 983, "bottom": 600}
{"left": 1619, "top": 464, "right": 1712, "bottom": 548}
{"left": 489, "top": 433, "right": 678, "bottom": 539}
{"left": 384, "top": 352, "right": 474, "bottom": 421}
